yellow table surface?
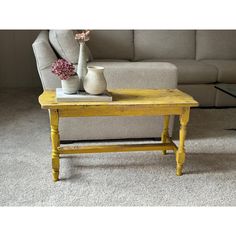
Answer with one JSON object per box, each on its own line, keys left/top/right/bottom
{"left": 39, "top": 89, "right": 199, "bottom": 109}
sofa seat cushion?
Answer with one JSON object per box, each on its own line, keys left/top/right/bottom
{"left": 134, "top": 30, "right": 196, "bottom": 60}
{"left": 87, "top": 30, "right": 134, "bottom": 60}
{"left": 196, "top": 30, "right": 236, "bottom": 60}
{"left": 61, "top": 61, "right": 177, "bottom": 140}
{"left": 88, "top": 61, "right": 177, "bottom": 89}
{"left": 201, "top": 60, "right": 236, "bottom": 83}
{"left": 178, "top": 84, "right": 216, "bottom": 107}
{"left": 142, "top": 60, "right": 218, "bottom": 84}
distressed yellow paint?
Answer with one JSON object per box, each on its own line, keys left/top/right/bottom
{"left": 39, "top": 89, "right": 199, "bottom": 109}
{"left": 39, "top": 89, "right": 198, "bottom": 181}
{"left": 49, "top": 109, "right": 60, "bottom": 182}
{"left": 176, "top": 108, "right": 190, "bottom": 176}
{"left": 161, "top": 115, "right": 170, "bottom": 155}
{"left": 58, "top": 106, "right": 184, "bottom": 117}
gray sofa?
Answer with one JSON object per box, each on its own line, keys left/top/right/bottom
{"left": 33, "top": 30, "right": 236, "bottom": 140}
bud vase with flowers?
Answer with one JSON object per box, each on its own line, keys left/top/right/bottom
{"left": 51, "top": 59, "right": 79, "bottom": 94}
{"left": 75, "top": 30, "right": 107, "bottom": 95}
{"left": 75, "top": 30, "right": 90, "bottom": 91}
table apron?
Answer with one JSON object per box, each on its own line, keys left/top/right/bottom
{"left": 57, "top": 106, "right": 186, "bottom": 117}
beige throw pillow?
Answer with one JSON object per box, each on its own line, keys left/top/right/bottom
{"left": 49, "top": 30, "right": 92, "bottom": 64}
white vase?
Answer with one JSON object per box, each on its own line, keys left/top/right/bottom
{"left": 83, "top": 66, "right": 107, "bottom": 95}
{"left": 77, "top": 42, "right": 87, "bottom": 91}
{"left": 61, "top": 75, "right": 80, "bottom": 94}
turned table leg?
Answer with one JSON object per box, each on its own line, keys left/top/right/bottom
{"left": 49, "top": 109, "right": 60, "bottom": 182}
{"left": 176, "top": 108, "right": 190, "bottom": 176}
{"left": 161, "top": 115, "right": 170, "bottom": 155}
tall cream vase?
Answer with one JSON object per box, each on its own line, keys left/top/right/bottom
{"left": 77, "top": 42, "right": 87, "bottom": 91}
{"left": 83, "top": 66, "right": 107, "bottom": 95}
{"left": 61, "top": 75, "right": 80, "bottom": 94}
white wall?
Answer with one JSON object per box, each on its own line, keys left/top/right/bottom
{"left": 0, "top": 30, "right": 41, "bottom": 88}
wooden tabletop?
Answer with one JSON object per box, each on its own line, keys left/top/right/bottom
{"left": 39, "top": 89, "right": 199, "bottom": 109}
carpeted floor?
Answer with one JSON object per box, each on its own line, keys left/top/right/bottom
{"left": 0, "top": 88, "right": 236, "bottom": 206}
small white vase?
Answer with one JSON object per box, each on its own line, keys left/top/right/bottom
{"left": 77, "top": 42, "right": 87, "bottom": 91}
{"left": 61, "top": 75, "right": 80, "bottom": 94}
{"left": 83, "top": 66, "right": 107, "bottom": 95}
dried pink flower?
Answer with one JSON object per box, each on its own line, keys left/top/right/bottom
{"left": 51, "top": 59, "right": 75, "bottom": 80}
{"left": 75, "top": 30, "right": 90, "bottom": 43}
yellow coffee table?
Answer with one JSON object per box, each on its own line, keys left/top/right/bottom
{"left": 39, "top": 89, "right": 198, "bottom": 181}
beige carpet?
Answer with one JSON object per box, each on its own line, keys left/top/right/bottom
{"left": 0, "top": 88, "right": 236, "bottom": 206}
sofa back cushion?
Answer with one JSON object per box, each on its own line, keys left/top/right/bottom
{"left": 86, "top": 30, "right": 133, "bottom": 60}
{"left": 134, "top": 30, "right": 196, "bottom": 60}
{"left": 196, "top": 30, "right": 236, "bottom": 60}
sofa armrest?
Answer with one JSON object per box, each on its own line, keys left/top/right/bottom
{"left": 32, "top": 31, "right": 57, "bottom": 70}
{"left": 32, "top": 31, "right": 58, "bottom": 89}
